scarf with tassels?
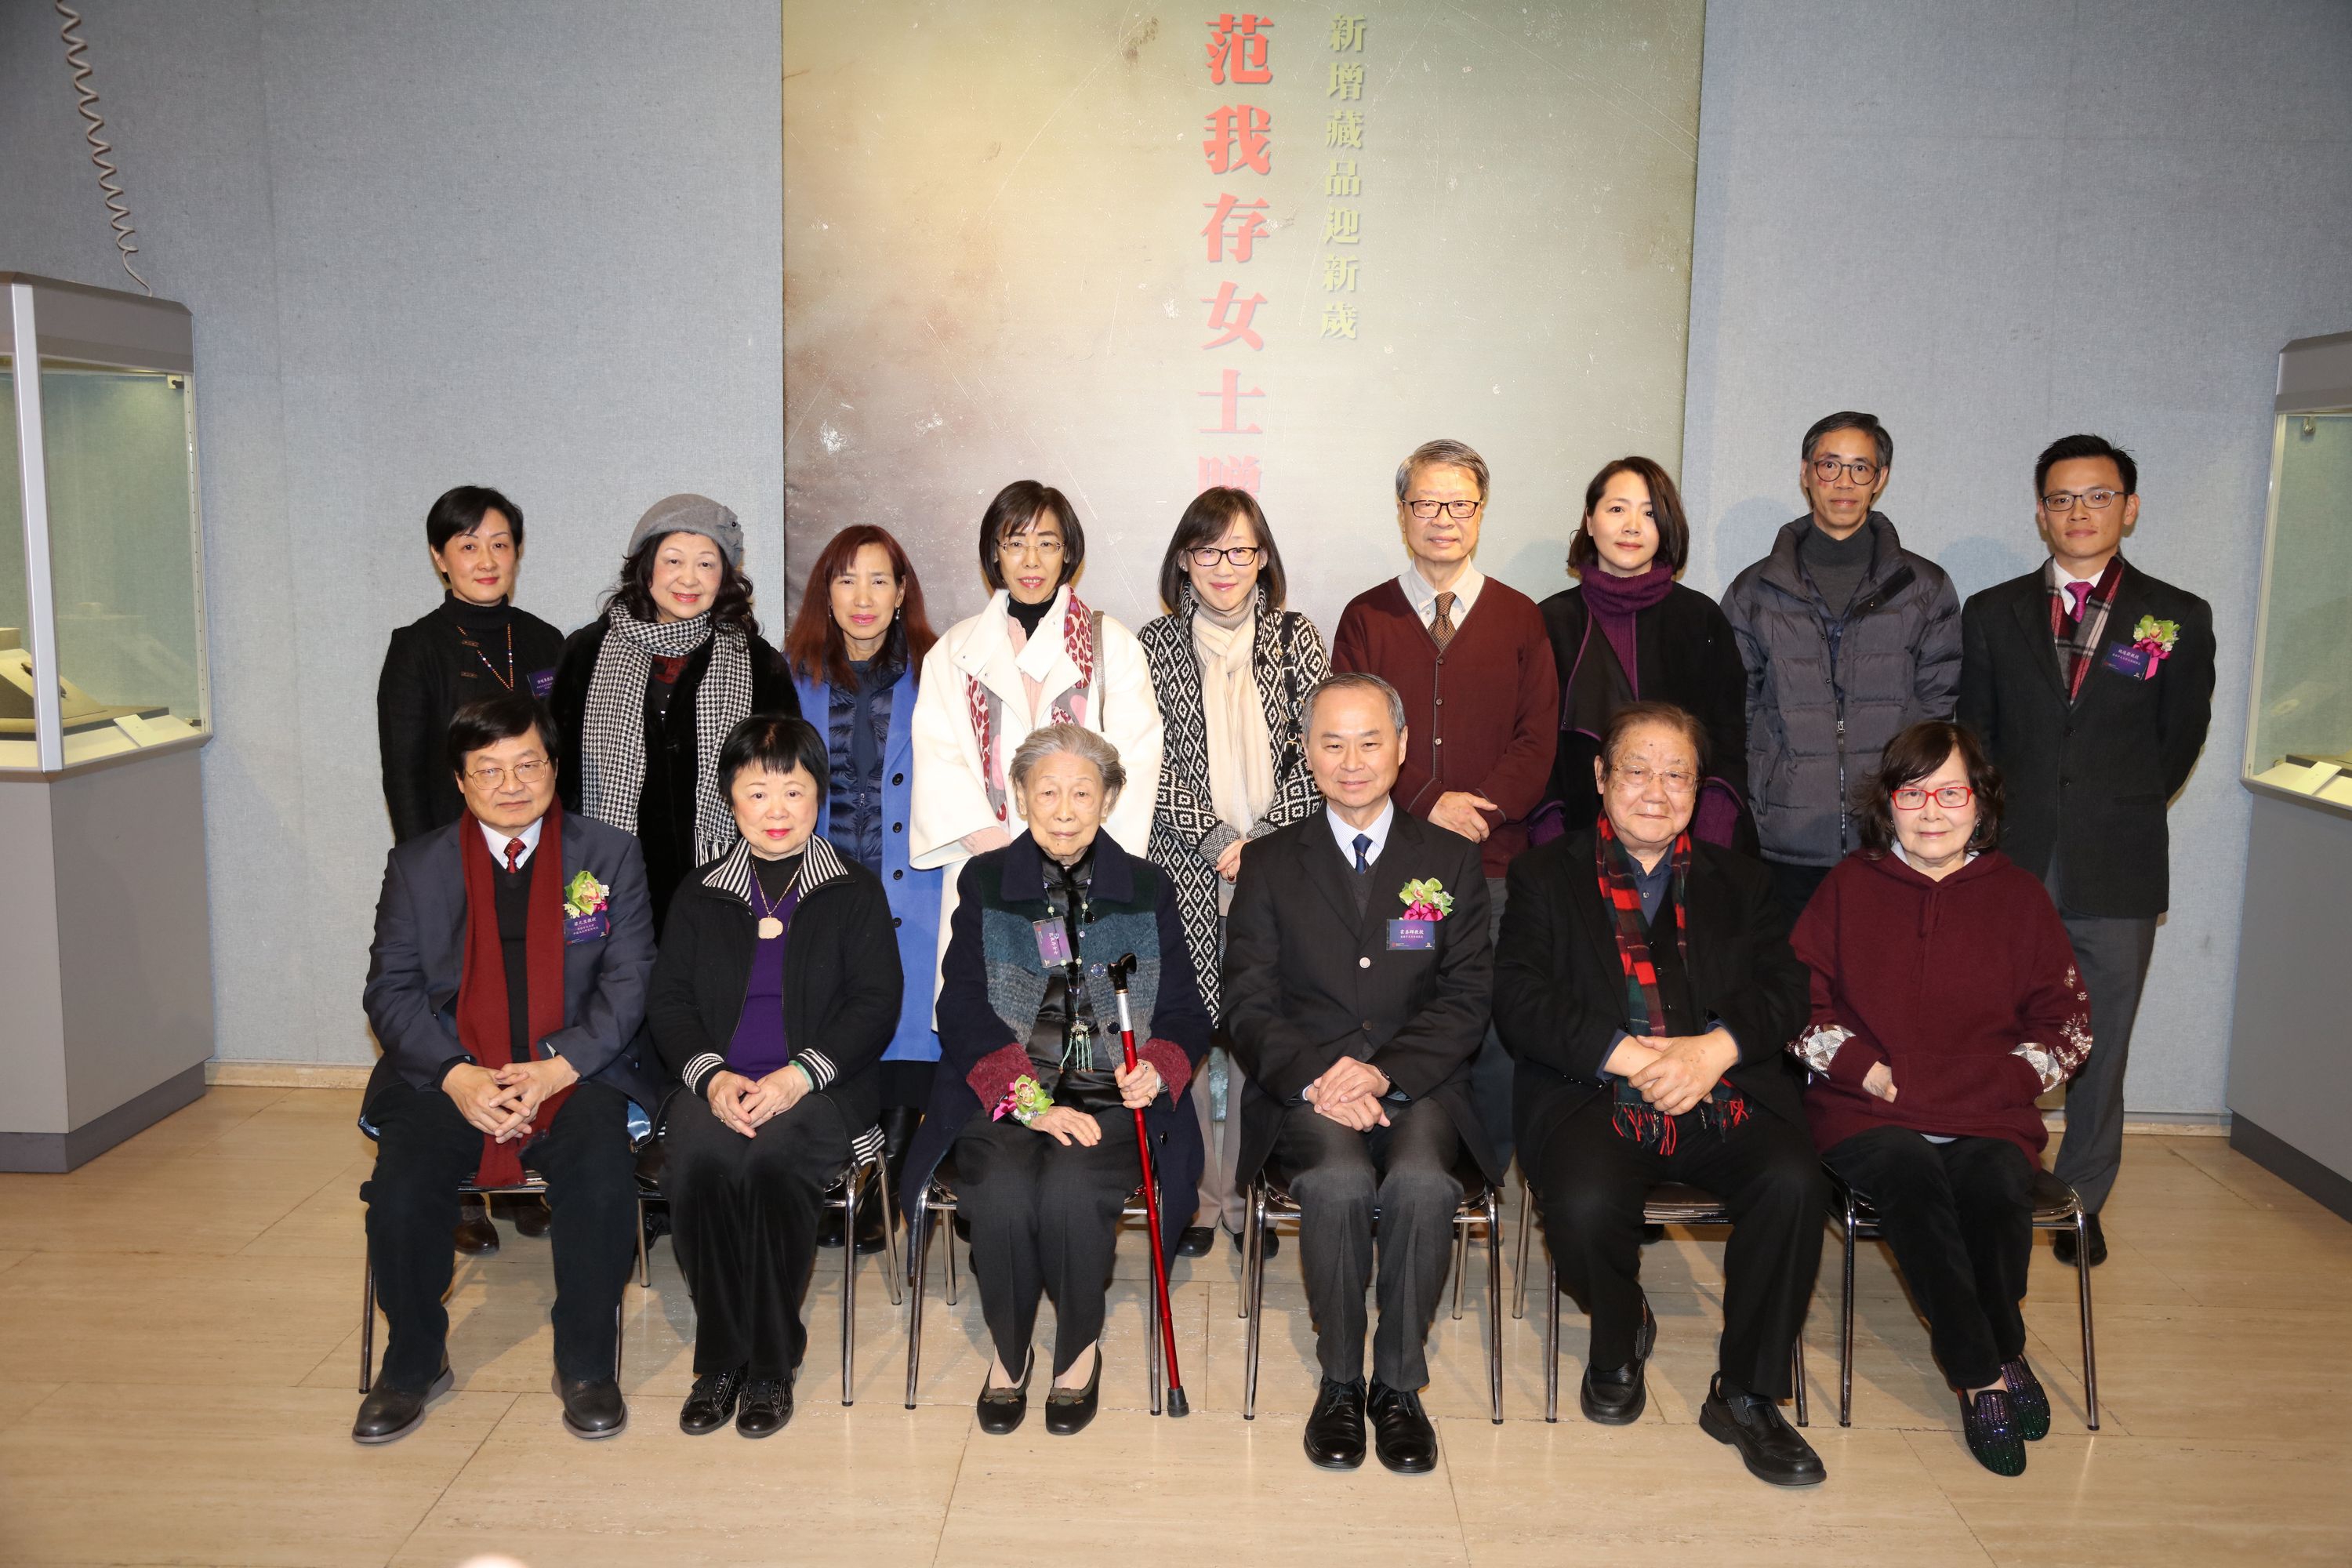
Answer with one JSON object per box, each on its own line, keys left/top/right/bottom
{"left": 1595, "top": 816, "right": 1749, "bottom": 1152}
{"left": 965, "top": 591, "right": 1099, "bottom": 824}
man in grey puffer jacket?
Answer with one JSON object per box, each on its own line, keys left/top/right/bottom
{"left": 1722, "top": 411, "right": 1961, "bottom": 927}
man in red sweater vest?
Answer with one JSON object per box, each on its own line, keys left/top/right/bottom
{"left": 1334, "top": 439, "right": 1559, "bottom": 1160}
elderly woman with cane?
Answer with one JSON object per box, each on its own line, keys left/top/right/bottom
{"left": 900, "top": 724, "right": 1210, "bottom": 1436}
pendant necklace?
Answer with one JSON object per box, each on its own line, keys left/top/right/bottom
{"left": 750, "top": 861, "right": 803, "bottom": 941}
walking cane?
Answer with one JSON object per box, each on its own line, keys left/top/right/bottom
{"left": 1108, "top": 952, "right": 1189, "bottom": 1416}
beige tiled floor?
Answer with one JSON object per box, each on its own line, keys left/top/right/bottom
{"left": 0, "top": 1087, "right": 2347, "bottom": 1566}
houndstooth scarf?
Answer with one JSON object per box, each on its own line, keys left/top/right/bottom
{"left": 966, "top": 592, "right": 1099, "bottom": 824}
{"left": 579, "top": 604, "right": 754, "bottom": 862}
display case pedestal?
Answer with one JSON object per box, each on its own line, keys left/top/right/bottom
{"left": 0, "top": 746, "right": 212, "bottom": 1171}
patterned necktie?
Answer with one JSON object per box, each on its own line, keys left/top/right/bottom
{"left": 2064, "top": 580, "right": 2092, "bottom": 622}
{"left": 505, "top": 839, "right": 524, "bottom": 874}
{"left": 1431, "top": 590, "right": 1457, "bottom": 652}
{"left": 1353, "top": 833, "right": 1373, "bottom": 873}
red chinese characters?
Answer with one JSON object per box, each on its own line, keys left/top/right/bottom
{"left": 1195, "top": 13, "right": 1276, "bottom": 492}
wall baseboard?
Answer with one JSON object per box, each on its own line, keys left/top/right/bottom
{"left": 0, "top": 1062, "right": 209, "bottom": 1172}
{"left": 206, "top": 1059, "right": 373, "bottom": 1090}
{"left": 2229, "top": 1114, "right": 2352, "bottom": 1225}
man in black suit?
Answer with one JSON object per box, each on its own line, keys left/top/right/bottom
{"left": 1225, "top": 672, "right": 1499, "bottom": 1475}
{"left": 1494, "top": 701, "right": 1824, "bottom": 1486}
{"left": 354, "top": 692, "right": 660, "bottom": 1445}
{"left": 1959, "top": 434, "right": 2216, "bottom": 1266}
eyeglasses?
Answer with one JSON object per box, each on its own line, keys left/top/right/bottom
{"left": 466, "top": 758, "right": 551, "bottom": 788}
{"left": 1809, "top": 456, "right": 1881, "bottom": 485}
{"left": 1892, "top": 784, "right": 1974, "bottom": 810}
{"left": 1611, "top": 764, "right": 1697, "bottom": 794}
{"left": 1187, "top": 545, "right": 1262, "bottom": 568}
{"left": 1406, "top": 499, "right": 1483, "bottom": 521}
{"left": 998, "top": 535, "right": 1065, "bottom": 556}
{"left": 2041, "top": 488, "right": 2123, "bottom": 514}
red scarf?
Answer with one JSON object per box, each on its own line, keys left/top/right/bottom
{"left": 456, "top": 803, "right": 572, "bottom": 1186}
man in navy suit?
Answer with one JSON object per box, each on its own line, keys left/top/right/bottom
{"left": 353, "top": 692, "right": 659, "bottom": 1444}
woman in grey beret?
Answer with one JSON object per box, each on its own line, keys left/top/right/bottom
{"left": 551, "top": 494, "right": 798, "bottom": 935}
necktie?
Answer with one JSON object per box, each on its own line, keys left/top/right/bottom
{"left": 1353, "top": 833, "right": 1373, "bottom": 873}
{"left": 505, "top": 839, "right": 524, "bottom": 874}
{"left": 2064, "top": 580, "right": 2092, "bottom": 622}
{"left": 1431, "top": 591, "right": 1457, "bottom": 653}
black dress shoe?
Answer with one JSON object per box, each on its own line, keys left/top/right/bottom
{"left": 552, "top": 1374, "right": 628, "bottom": 1439}
{"left": 512, "top": 1196, "right": 552, "bottom": 1240}
{"left": 1999, "top": 1358, "right": 2050, "bottom": 1442}
{"left": 736, "top": 1376, "right": 792, "bottom": 1438}
{"left": 852, "top": 1187, "right": 889, "bottom": 1255}
{"left": 1580, "top": 1294, "right": 1656, "bottom": 1425}
{"left": 1960, "top": 1388, "right": 2027, "bottom": 1476}
{"left": 352, "top": 1362, "right": 452, "bottom": 1444}
{"left": 1229, "top": 1226, "right": 1279, "bottom": 1259}
{"left": 1698, "top": 1374, "right": 1825, "bottom": 1487}
{"left": 2052, "top": 1212, "right": 2107, "bottom": 1268}
{"left": 678, "top": 1367, "right": 746, "bottom": 1435}
{"left": 1177, "top": 1226, "right": 1216, "bottom": 1258}
{"left": 452, "top": 1201, "right": 499, "bottom": 1257}
{"left": 816, "top": 1209, "right": 848, "bottom": 1250}
{"left": 976, "top": 1352, "right": 1033, "bottom": 1436}
{"left": 1044, "top": 1346, "right": 1103, "bottom": 1436}
{"left": 1302, "top": 1376, "right": 1367, "bottom": 1470}
{"left": 1367, "top": 1382, "right": 1439, "bottom": 1474}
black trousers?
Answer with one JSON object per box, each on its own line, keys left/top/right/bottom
{"left": 1276, "top": 1095, "right": 1463, "bottom": 1390}
{"left": 1824, "top": 1126, "right": 2033, "bottom": 1390}
{"left": 952, "top": 1109, "right": 1138, "bottom": 1378}
{"left": 1527, "top": 1089, "right": 1822, "bottom": 1398}
{"left": 665, "top": 1087, "right": 852, "bottom": 1378}
{"left": 362, "top": 1079, "right": 638, "bottom": 1389}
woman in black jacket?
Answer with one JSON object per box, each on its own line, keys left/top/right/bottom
{"left": 1539, "top": 457, "right": 1751, "bottom": 850}
{"left": 647, "top": 714, "right": 902, "bottom": 1439}
{"left": 551, "top": 495, "right": 797, "bottom": 935}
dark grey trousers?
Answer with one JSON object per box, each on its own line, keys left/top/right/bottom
{"left": 1276, "top": 1095, "right": 1463, "bottom": 1390}
{"left": 2049, "top": 904, "right": 2158, "bottom": 1214}
{"left": 1472, "top": 875, "right": 1515, "bottom": 1169}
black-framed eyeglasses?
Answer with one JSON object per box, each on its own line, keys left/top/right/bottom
{"left": 2041, "top": 488, "right": 2123, "bottom": 513}
{"left": 1892, "top": 784, "right": 1973, "bottom": 810}
{"left": 1187, "top": 546, "right": 1263, "bottom": 568}
{"left": 1810, "top": 456, "right": 1881, "bottom": 485}
{"left": 1406, "top": 499, "right": 1482, "bottom": 520}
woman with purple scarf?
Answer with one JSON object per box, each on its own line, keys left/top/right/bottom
{"left": 1538, "top": 457, "right": 1753, "bottom": 853}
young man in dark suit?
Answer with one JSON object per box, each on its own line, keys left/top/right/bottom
{"left": 354, "top": 692, "right": 661, "bottom": 1444}
{"left": 1224, "top": 672, "right": 1501, "bottom": 1475}
{"left": 1958, "top": 434, "right": 2216, "bottom": 1266}
{"left": 1494, "top": 702, "right": 1824, "bottom": 1486}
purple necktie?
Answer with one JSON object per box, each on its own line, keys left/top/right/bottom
{"left": 2065, "top": 581, "right": 2092, "bottom": 622}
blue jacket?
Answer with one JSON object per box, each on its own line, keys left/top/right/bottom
{"left": 795, "top": 663, "right": 942, "bottom": 1065}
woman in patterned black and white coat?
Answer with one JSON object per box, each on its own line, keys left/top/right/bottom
{"left": 1137, "top": 488, "right": 1327, "bottom": 1255}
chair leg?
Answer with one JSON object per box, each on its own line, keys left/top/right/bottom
{"left": 1791, "top": 1334, "right": 1807, "bottom": 1428}
{"left": 904, "top": 1203, "right": 930, "bottom": 1410}
{"left": 840, "top": 1172, "right": 860, "bottom": 1407}
{"left": 1236, "top": 1180, "right": 1258, "bottom": 1320}
{"left": 942, "top": 1200, "right": 960, "bottom": 1308}
{"left": 1484, "top": 1192, "right": 1504, "bottom": 1425}
{"left": 1512, "top": 1173, "right": 1534, "bottom": 1320}
{"left": 876, "top": 1159, "right": 904, "bottom": 1308}
{"left": 1839, "top": 1203, "right": 1857, "bottom": 1428}
{"left": 615, "top": 1300, "right": 625, "bottom": 1380}
{"left": 2075, "top": 1213, "right": 2100, "bottom": 1431}
{"left": 1243, "top": 1185, "right": 1266, "bottom": 1421}
{"left": 358, "top": 1254, "right": 376, "bottom": 1394}
{"left": 1543, "top": 1258, "right": 1560, "bottom": 1423}
{"left": 1452, "top": 1213, "right": 1468, "bottom": 1321}
{"left": 636, "top": 1195, "right": 651, "bottom": 1290}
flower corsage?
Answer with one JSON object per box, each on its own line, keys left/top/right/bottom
{"left": 1398, "top": 877, "right": 1455, "bottom": 922}
{"left": 2129, "top": 615, "right": 2180, "bottom": 680}
{"left": 993, "top": 1075, "right": 1054, "bottom": 1127}
{"left": 563, "top": 870, "right": 611, "bottom": 920}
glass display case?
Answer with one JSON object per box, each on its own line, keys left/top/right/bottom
{"left": 2244, "top": 330, "right": 2352, "bottom": 817}
{"left": 2, "top": 274, "right": 209, "bottom": 772}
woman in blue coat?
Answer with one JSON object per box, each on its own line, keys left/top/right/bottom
{"left": 785, "top": 524, "right": 943, "bottom": 1250}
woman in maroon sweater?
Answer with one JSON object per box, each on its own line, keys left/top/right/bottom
{"left": 1789, "top": 720, "right": 2090, "bottom": 1479}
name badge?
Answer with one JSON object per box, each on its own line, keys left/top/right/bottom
{"left": 2100, "top": 644, "right": 2152, "bottom": 680}
{"left": 528, "top": 668, "right": 556, "bottom": 698}
{"left": 1385, "top": 919, "right": 1436, "bottom": 951}
{"left": 1033, "top": 918, "right": 1073, "bottom": 966}
{"left": 564, "top": 912, "right": 609, "bottom": 944}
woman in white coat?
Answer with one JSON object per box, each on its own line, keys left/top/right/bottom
{"left": 911, "top": 481, "right": 1163, "bottom": 968}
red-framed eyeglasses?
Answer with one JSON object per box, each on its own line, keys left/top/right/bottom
{"left": 1892, "top": 785, "right": 1975, "bottom": 810}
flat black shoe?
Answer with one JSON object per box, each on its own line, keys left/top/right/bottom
{"left": 816, "top": 1208, "right": 848, "bottom": 1250}
{"left": 512, "top": 1196, "right": 552, "bottom": 1240}
{"left": 1043, "top": 1346, "right": 1103, "bottom": 1436}
{"left": 2052, "top": 1212, "right": 2107, "bottom": 1268}
{"left": 1177, "top": 1226, "right": 1216, "bottom": 1258}
{"left": 552, "top": 1374, "right": 628, "bottom": 1439}
{"left": 1961, "top": 1388, "right": 2027, "bottom": 1476}
{"left": 852, "top": 1189, "right": 888, "bottom": 1255}
{"left": 1302, "top": 1376, "right": 1367, "bottom": 1470}
{"left": 1999, "top": 1359, "right": 2050, "bottom": 1442}
{"left": 976, "top": 1351, "right": 1033, "bottom": 1436}
{"left": 452, "top": 1203, "right": 499, "bottom": 1257}
{"left": 736, "top": 1376, "right": 792, "bottom": 1438}
{"left": 679, "top": 1366, "right": 745, "bottom": 1435}
{"left": 1699, "top": 1374, "right": 1825, "bottom": 1487}
{"left": 1367, "top": 1381, "right": 1439, "bottom": 1474}
{"left": 1580, "top": 1294, "right": 1656, "bottom": 1425}
{"left": 1229, "top": 1226, "right": 1278, "bottom": 1259}
{"left": 352, "top": 1362, "right": 452, "bottom": 1444}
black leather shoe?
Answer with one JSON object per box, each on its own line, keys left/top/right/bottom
{"left": 1580, "top": 1294, "right": 1656, "bottom": 1425}
{"left": 552, "top": 1374, "right": 628, "bottom": 1439}
{"left": 976, "top": 1352, "right": 1033, "bottom": 1436}
{"left": 1960, "top": 1388, "right": 2027, "bottom": 1476}
{"left": 1229, "top": 1226, "right": 1279, "bottom": 1259}
{"left": 352, "top": 1362, "right": 452, "bottom": 1444}
{"left": 1177, "top": 1226, "right": 1216, "bottom": 1258}
{"left": 1044, "top": 1346, "right": 1103, "bottom": 1436}
{"left": 1367, "top": 1382, "right": 1439, "bottom": 1474}
{"left": 678, "top": 1367, "right": 745, "bottom": 1435}
{"left": 1699, "top": 1374, "right": 1825, "bottom": 1487}
{"left": 2052, "top": 1212, "right": 2107, "bottom": 1268}
{"left": 452, "top": 1200, "right": 499, "bottom": 1257}
{"left": 512, "top": 1196, "right": 552, "bottom": 1240}
{"left": 816, "top": 1208, "right": 848, "bottom": 1250}
{"left": 1302, "top": 1376, "right": 1367, "bottom": 1470}
{"left": 736, "top": 1376, "right": 792, "bottom": 1438}
{"left": 852, "top": 1186, "right": 889, "bottom": 1255}
{"left": 1999, "top": 1358, "right": 2050, "bottom": 1442}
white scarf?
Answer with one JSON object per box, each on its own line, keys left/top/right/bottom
{"left": 1192, "top": 600, "right": 1276, "bottom": 837}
